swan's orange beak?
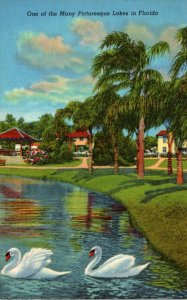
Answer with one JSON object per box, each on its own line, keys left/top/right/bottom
{"left": 89, "top": 249, "right": 95, "bottom": 257}
{"left": 5, "top": 252, "right": 10, "bottom": 262}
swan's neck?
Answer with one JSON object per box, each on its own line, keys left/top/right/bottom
{"left": 85, "top": 250, "right": 102, "bottom": 275}
{"left": 1, "top": 250, "right": 21, "bottom": 274}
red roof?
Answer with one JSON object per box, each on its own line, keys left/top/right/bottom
{"left": 156, "top": 130, "right": 168, "bottom": 137}
{"left": 0, "top": 128, "right": 37, "bottom": 141}
{"left": 67, "top": 130, "right": 90, "bottom": 138}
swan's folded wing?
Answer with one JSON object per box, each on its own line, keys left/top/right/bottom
{"left": 17, "top": 248, "right": 53, "bottom": 278}
{"left": 100, "top": 254, "right": 135, "bottom": 274}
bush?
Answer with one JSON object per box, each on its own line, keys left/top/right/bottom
{"left": 24, "top": 142, "right": 73, "bottom": 165}
{"left": 93, "top": 151, "right": 112, "bottom": 166}
{"left": 50, "top": 144, "right": 73, "bottom": 163}
{"left": 93, "top": 131, "right": 136, "bottom": 166}
{"left": 24, "top": 150, "right": 49, "bottom": 165}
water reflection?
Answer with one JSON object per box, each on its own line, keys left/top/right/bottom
{"left": 0, "top": 176, "right": 186, "bottom": 299}
{"left": 64, "top": 191, "right": 112, "bottom": 232}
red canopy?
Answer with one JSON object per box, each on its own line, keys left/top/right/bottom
{"left": 0, "top": 128, "right": 37, "bottom": 141}
{"left": 67, "top": 130, "right": 90, "bottom": 138}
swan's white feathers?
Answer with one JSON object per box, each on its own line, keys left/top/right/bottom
{"left": 94, "top": 255, "right": 135, "bottom": 276}
{"left": 113, "top": 262, "right": 151, "bottom": 278}
{"left": 1, "top": 247, "right": 71, "bottom": 279}
{"left": 100, "top": 254, "right": 135, "bottom": 273}
{"left": 16, "top": 248, "right": 54, "bottom": 278}
{"left": 85, "top": 246, "right": 150, "bottom": 278}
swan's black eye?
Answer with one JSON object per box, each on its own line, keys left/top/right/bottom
{"left": 89, "top": 249, "right": 95, "bottom": 257}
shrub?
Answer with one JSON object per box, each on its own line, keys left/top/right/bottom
{"left": 24, "top": 149, "right": 49, "bottom": 165}
{"left": 49, "top": 143, "right": 73, "bottom": 163}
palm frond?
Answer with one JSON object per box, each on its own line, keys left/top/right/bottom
{"left": 94, "top": 72, "right": 131, "bottom": 91}
{"left": 92, "top": 50, "right": 117, "bottom": 77}
{"left": 100, "top": 31, "right": 131, "bottom": 49}
{"left": 142, "top": 69, "right": 164, "bottom": 82}
{"left": 148, "top": 41, "right": 170, "bottom": 61}
{"left": 170, "top": 51, "right": 187, "bottom": 78}
{"left": 176, "top": 26, "right": 187, "bottom": 50}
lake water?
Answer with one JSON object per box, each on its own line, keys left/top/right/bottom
{"left": 0, "top": 176, "right": 186, "bottom": 299}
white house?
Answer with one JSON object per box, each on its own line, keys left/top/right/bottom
{"left": 156, "top": 130, "right": 187, "bottom": 155}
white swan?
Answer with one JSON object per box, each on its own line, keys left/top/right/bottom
{"left": 1, "top": 248, "right": 71, "bottom": 279}
{"left": 84, "top": 246, "right": 150, "bottom": 278}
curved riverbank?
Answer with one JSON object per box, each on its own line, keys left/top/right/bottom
{"left": 0, "top": 167, "right": 187, "bottom": 273}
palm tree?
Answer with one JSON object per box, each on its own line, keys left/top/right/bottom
{"left": 170, "top": 26, "right": 187, "bottom": 78}
{"left": 169, "top": 75, "right": 187, "bottom": 184}
{"left": 92, "top": 32, "right": 169, "bottom": 178}
{"left": 94, "top": 88, "right": 124, "bottom": 174}
{"left": 42, "top": 112, "right": 68, "bottom": 142}
{"left": 169, "top": 26, "right": 187, "bottom": 184}
{"left": 158, "top": 81, "right": 175, "bottom": 175}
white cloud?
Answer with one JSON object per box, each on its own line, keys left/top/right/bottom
{"left": 5, "top": 75, "right": 95, "bottom": 105}
{"left": 125, "top": 22, "right": 155, "bottom": 43}
{"left": 159, "top": 26, "right": 179, "bottom": 55}
{"left": 17, "top": 32, "right": 83, "bottom": 71}
{"left": 71, "top": 18, "right": 107, "bottom": 47}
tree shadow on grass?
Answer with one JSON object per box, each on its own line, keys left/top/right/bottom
{"left": 142, "top": 186, "right": 187, "bottom": 203}
{"left": 145, "top": 178, "right": 176, "bottom": 185}
{"left": 52, "top": 168, "right": 116, "bottom": 182}
{"left": 52, "top": 169, "right": 180, "bottom": 195}
{"left": 108, "top": 180, "right": 144, "bottom": 194}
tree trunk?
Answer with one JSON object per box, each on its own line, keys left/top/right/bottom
{"left": 167, "top": 132, "right": 174, "bottom": 175}
{"left": 68, "top": 137, "right": 72, "bottom": 152}
{"left": 176, "top": 148, "right": 184, "bottom": 184}
{"left": 137, "top": 117, "right": 145, "bottom": 178}
{"left": 136, "top": 135, "right": 139, "bottom": 174}
{"left": 88, "top": 128, "right": 93, "bottom": 175}
{"left": 114, "top": 143, "right": 119, "bottom": 174}
{"left": 20, "top": 141, "right": 23, "bottom": 156}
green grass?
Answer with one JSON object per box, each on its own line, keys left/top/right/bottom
{"left": 6, "top": 159, "right": 82, "bottom": 168}
{"left": 0, "top": 168, "right": 54, "bottom": 178}
{"left": 0, "top": 167, "right": 186, "bottom": 271}
{"left": 144, "top": 158, "right": 159, "bottom": 167}
{"left": 159, "top": 158, "right": 187, "bottom": 169}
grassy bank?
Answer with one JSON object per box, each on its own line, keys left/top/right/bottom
{"left": 6, "top": 159, "right": 82, "bottom": 168}
{"left": 159, "top": 158, "right": 187, "bottom": 169}
{"left": 144, "top": 158, "right": 159, "bottom": 167}
{"left": 0, "top": 167, "right": 186, "bottom": 271}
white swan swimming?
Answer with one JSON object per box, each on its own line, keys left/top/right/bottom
{"left": 1, "top": 248, "right": 71, "bottom": 279}
{"left": 84, "top": 246, "right": 150, "bottom": 278}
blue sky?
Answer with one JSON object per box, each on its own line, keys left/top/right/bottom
{"left": 0, "top": 0, "right": 186, "bottom": 129}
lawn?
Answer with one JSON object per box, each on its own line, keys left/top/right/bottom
{"left": 6, "top": 159, "right": 82, "bottom": 168}
{"left": 0, "top": 167, "right": 186, "bottom": 271}
{"left": 144, "top": 158, "right": 159, "bottom": 167}
{"left": 159, "top": 158, "right": 187, "bottom": 169}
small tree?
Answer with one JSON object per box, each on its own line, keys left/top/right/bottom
{"left": 72, "top": 97, "right": 99, "bottom": 174}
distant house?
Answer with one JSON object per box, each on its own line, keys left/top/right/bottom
{"left": 67, "top": 130, "right": 91, "bottom": 151}
{"left": 15, "top": 142, "right": 40, "bottom": 151}
{"left": 156, "top": 130, "right": 187, "bottom": 155}
{"left": 31, "top": 142, "right": 40, "bottom": 150}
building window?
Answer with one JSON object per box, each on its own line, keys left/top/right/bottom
{"left": 163, "top": 136, "right": 167, "bottom": 143}
{"left": 163, "top": 147, "right": 167, "bottom": 153}
{"left": 80, "top": 137, "right": 84, "bottom": 141}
